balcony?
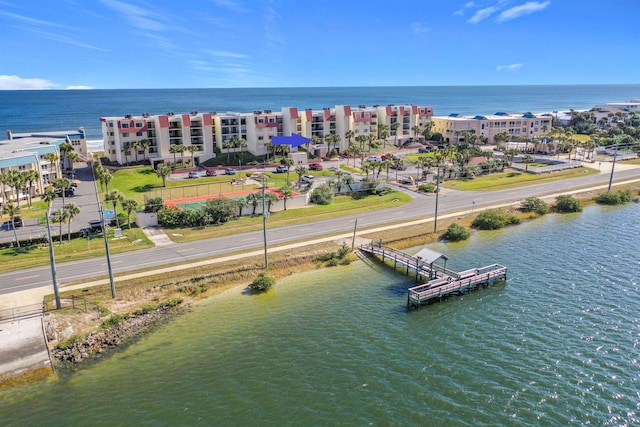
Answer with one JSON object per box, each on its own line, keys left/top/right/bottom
{"left": 191, "top": 130, "right": 203, "bottom": 137}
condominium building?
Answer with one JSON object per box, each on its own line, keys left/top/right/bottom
{"left": 0, "top": 129, "right": 79, "bottom": 205}
{"left": 100, "top": 103, "right": 434, "bottom": 165}
{"left": 431, "top": 112, "right": 552, "bottom": 145}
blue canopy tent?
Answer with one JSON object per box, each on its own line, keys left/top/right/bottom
{"left": 271, "top": 133, "right": 311, "bottom": 148}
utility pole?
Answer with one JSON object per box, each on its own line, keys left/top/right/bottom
{"left": 45, "top": 209, "right": 60, "bottom": 309}
{"left": 433, "top": 166, "right": 441, "bottom": 233}
{"left": 261, "top": 178, "right": 268, "bottom": 269}
{"left": 100, "top": 205, "right": 117, "bottom": 298}
{"left": 608, "top": 144, "right": 618, "bottom": 192}
{"left": 351, "top": 218, "right": 358, "bottom": 250}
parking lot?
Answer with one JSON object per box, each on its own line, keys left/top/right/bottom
{"left": 0, "top": 163, "right": 102, "bottom": 245}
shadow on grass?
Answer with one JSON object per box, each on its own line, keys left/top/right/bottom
{"left": 137, "top": 168, "right": 157, "bottom": 175}
{"left": 132, "top": 184, "right": 158, "bottom": 193}
{"left": 4, "top": 245, "right": 39, "bottom": 256}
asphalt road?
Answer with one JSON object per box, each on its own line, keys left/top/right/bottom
{"left": 2, "top": 164, "right": 639, "bottom": 296}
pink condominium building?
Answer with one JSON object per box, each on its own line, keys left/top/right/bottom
{"left": 100, "top": 104, "right": 434, "bottom": 166}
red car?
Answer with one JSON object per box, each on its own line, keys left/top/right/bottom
{"left": 205, "top": 169, "right": 217, "bottom": 176}
{"left": 309, "top": 163, "right": 323, "bottom": 171}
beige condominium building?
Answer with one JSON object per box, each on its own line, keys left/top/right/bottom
{"left": 431, "top": 112, "right": 552, "bottom": 145}
{"left": 0, "top": 129, "right": 85, "bottom": 206}
{"left": 100, "top": 104, "right": 434, "bottom": 166}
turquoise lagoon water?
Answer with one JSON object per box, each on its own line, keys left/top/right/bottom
{"left": 1, "top": 203, "right": 639, "bottom": 426}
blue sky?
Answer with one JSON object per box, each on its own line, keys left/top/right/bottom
{"left": 0, "top": 0, "right": 638, "bottom": 89}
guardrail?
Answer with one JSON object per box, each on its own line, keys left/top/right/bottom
{"left": 0, "top": 304, "right": 44, "bottom": 322}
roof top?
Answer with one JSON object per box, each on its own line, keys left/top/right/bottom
{"left": 414, "top": 247, "right": 449, "bottom": 264}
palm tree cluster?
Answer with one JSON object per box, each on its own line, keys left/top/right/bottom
{"left": 93, "top": 166, "right": 113, "bottom": 192}
{"left": 0, "top": 169, "right": 41, "bottom": 209}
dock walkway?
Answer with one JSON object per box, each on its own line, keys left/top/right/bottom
{"left": 360, "top": 243, "right": 507, "bottom": 307}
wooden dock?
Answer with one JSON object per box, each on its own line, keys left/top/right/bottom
{"left": 360, "top": 243, "right": 507, "bottom": 307}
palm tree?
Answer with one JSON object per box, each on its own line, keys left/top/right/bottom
{"left": 121, "top": 145, "right": 131, "bottom": 165}
{"left": 246, "top": 192, "right": 260, "bottom": 215}
{"left": 176, "top": 144, "right": 187, "bottom": 164}
{"left": 59, "top": 142, "right": 73, "bottom": 170}
{"left": 295, "top": 166, "right": 307, "bottom": 188}
{"left": 63, "top": 203, "right": 80, "bottom": 241}
{"left": 391, "top": 121, "right": 401, "bottom": 146}
{"left": 378, "top": 124, "right": 389, "bottom": 148}
{"left": 223, "top": 138, "right": 235, "bottom": 162}
{"left": 0, "top": 172, "right": 9, "bottom": 208}
{"left": 325, "top": 133, "right": 341, "bottom": 156}
{"left": 53, "top": 177, "right": 71, "bottom": 207}
{"left": 187, "top": 145, "right": 197, "bottom": 165}
{"left": 104, "top": 190, "right": 123, "bottom": 228}
{"left": 43, "top": 152, "right": 60, "bottom": 180}
{"left": 52, "top": 208, "right": 68, "bottom": 245}
{"left": 6, "top": 170, "right": 25, "bottom": 208}
{"left": 279, "top": 186, "right": 293, "bottom": 210}
{"left": 412, "top": 125, "right": 421, "bottom": 140}
{"left": 2, "top": 203, "right": 21, "bottom": 248}
{"left": 140, "top": 139, "right": 150, "bottom": 162}
{"left": 101, "top": 169, "right": 113, "bottom": 193}
{"left": 345, "top": 130, "right": 355, "bottom": 147}
{"left": 155, "top": 164, "right": 172, "bottom": 187}
{"left": 66, "top": 151, "right": 80, "bottom": 174}
{"left": 521, "top": 154, "right": 534, "bottom": 171}
{"left": 121, "top": 198, "right": 139, "bottom": 229}
{"left": 264, "top": 192, "right": 278, "bottom": 213}
{"left": 280, "top": 157, "right": 294, "bottom": 184}
{"left": 169, "top": 144, "right": 179, "bottom": 164}
{"left": 130, "top": 140, "right": 141, "bottom": 162}
{"left": 235, "top": 196, "right": 248, "bottom": 217}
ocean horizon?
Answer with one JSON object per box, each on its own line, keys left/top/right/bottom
{"left": 2, "top": 84, "right": 640, "bottom": 141}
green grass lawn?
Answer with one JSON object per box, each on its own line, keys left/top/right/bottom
{"left": 0, "top": 227, "right": 153, "bottom": 274}
{"left": 442, "top": 167, "right": 599, "bottom": 191}
{"left": 167, "top": 191, "right": 411, "bottom": 243}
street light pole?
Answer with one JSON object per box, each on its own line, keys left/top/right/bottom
{"left": 433, "top": 166, "right": 441, "bottom": 233}
{"left": 351, "top": 218, "right": 358, "bottom": 250}
{"left": 100, "top": 204, "right": 117, "bottom": 298}
{"left": 608, "top": 144, "right": 618, "bottom": 192}
{"left": 261, "top": 178, "right": 268, "bottom": 269}
{"left": 45, "top": 210, "right": 61, "bottom": 309}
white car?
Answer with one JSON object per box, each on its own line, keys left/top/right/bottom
{"left": 365, "top": 156, "right": 382, "bottom": 162}
{"left": 301, "top": 175, "right": 315, "bottom": 183}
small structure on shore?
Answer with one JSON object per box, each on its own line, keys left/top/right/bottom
{"left": 360, "top": 243, "right": 507, "bottom": 307}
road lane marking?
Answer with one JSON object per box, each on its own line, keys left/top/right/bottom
{"left": 100, "top": 260, "right": 122, "bottom": 266}
{"left": 241, "top": 237, "right": 257, "bottom": 241}
{"left": 177, "top": 248, "right": 195, "bottom": 253}
{"left": 16, "top": 274, "right": 41, "bottom": 281}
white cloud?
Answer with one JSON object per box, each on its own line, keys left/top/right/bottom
{"left": 206, "top": 50, "right": 248, "bottom": 59}
{"left": 0, "top": 9, "right": 66, "bottom": 29}
{"left": 454, "top": 2, "right": 475, "bottom": 16}
{"left": 496, "top": 63, "right": 523, "bottom": 71}
{"left": 0, "top": 75, "right": 58, "bottom": 90}
{"left": 264, "top": 5, "right": 285, "bottom": 48}
{"left": 467, "top": 6, "right": 499, "bottom": 24}
{"left": 410, "top": 22, "right": 429, "bottom": 34}
{"left": 210, "top": 0, "right": 248, "bottom": 13}
{"left": 0, "top": 75, "right": 92, "bottom": 90}
{"left": 100, "top": 0, "right": 165, "bottom": 31}
{"left": 496, "top": 1, "right": 550, "bottom": 22}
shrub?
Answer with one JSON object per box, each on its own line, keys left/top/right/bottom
{"left": 595, "top": 190, "right": 632, "bottom": 205}
{"left": 144, "top": 197, "right": 164, "bottom": 213}
{"left": 337, "top": 242, "right": 351, "bottom": 258}
{"left": 471, "top": 210, "right": 509, "bottom": 230}
{"left": 310, "top": 184, "right": 335, "bottom": 205}
{"left": 554, "top": 195, "right": 582, "bottom": 213}
{"left": 418, "top": 183, "right": 436, "bottom": 193}
{"left": 101, "top": 314, "right": 125, "bottom": 329}
{"left": 520, "top": 197, "right": 549, "bottom": 215}
{"left": 249, "top": 272, "right": 276, "bottom": 292}
{"left": 441, "top": 223, "right": 470, "bottom": 241}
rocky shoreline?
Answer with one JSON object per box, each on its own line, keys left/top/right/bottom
{"left": 51, "top": 304, "right": 184, "bottom": 369}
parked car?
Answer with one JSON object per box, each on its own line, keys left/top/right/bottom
{"left": 55, "top": 187, "right": 75, "bottom": 197}
{"left": 205, "top": 169, "right": 217, "bottom": 176}
{"left": 2, "top": 216, "right": 23, "bottom": 230}
{"left": 187, "top": 171, "right": 199, "bottom": 179}
{"left": 308, "top": 163, "right": 323, "bottom": 171}
{"left": 365, "top": 156, "right": 382, "bottom": 162}
{"left": 418, "top": 146, "right": 433, "bottom": 153}
{"left": 301, "top": 175, "right": 315, "bottom": 184}
{"left": 390, "top": 163, "right": 407, "bottom": 170}
{"left": 275, "top": 165, "right": 288, "bottom": 173}
{"left": 224, "top": 168, "right": 237, "bottom": 175}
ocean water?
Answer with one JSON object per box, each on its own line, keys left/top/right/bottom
{"left": 2, "top": 84, "right": 640, "bottom": 141}
{"left": 1, "top": 203, "right": 639, "bottom": 426}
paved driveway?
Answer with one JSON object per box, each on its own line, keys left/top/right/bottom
{"left": 0, "top": 163, "right": 101, "bottom": 244}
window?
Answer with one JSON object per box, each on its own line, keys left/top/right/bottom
{"left": 135, "top": 122, "right": 143, "bottom": 128}
{"left": 121, "top": 123, "right": 129, "bottom": 128}
{"left": 108, "top": 123, "right": 113, "bottom": 127}
{"left": 258, "top": 118, "right": 264, "bottom": 124}
{"left": 123, "top": 133, "right": 129, "bottom": 137}
{"left": 109, "top": 132, "right": 114, "bottom": 137}
{"left": 258, "top": 136, "right": 264, "bottom": 140}
{"left": 269, "top": 118, "right": 275, "bottom": 123}
{"left": 136, "top": 132, "right": 143, "bottom": 137}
